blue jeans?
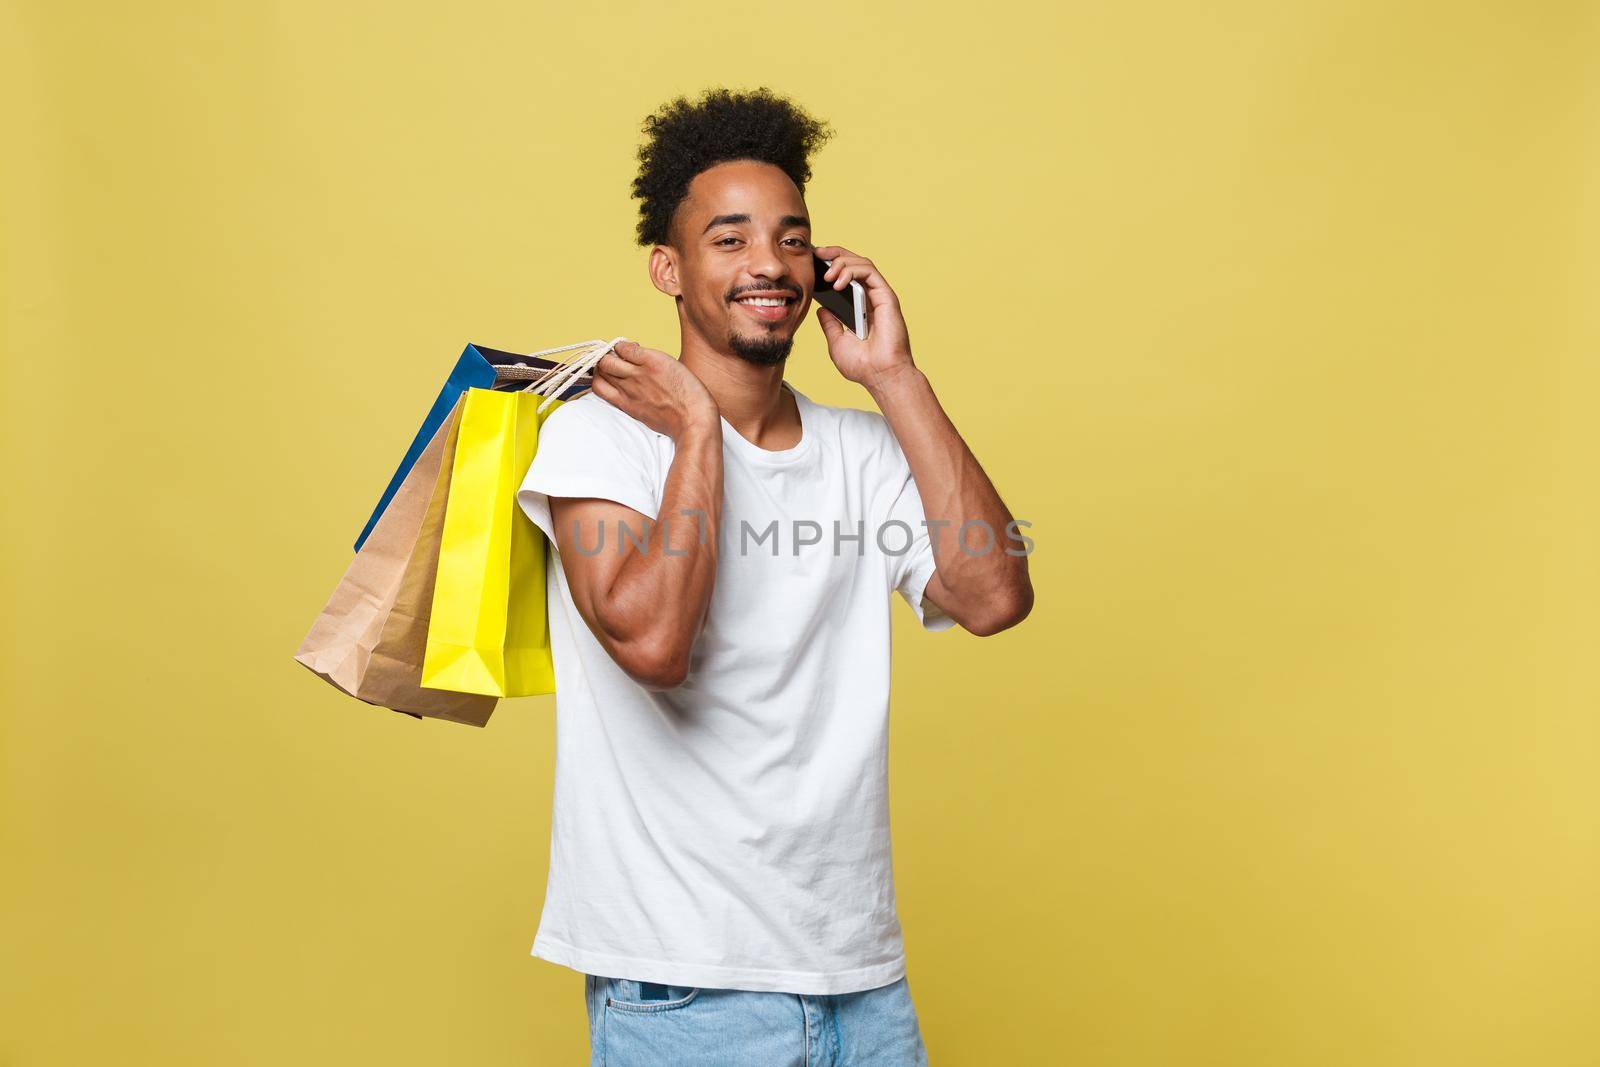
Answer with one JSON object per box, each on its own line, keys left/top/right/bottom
{"left": 584, "top": 973, "right": 931, "bottom": 1066}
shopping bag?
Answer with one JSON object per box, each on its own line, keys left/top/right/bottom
{"left": 358, "top": 395, "right": 501, "bottom": 726}
{"left": 415, "top": 336, "right": 625, "bottom": 697}
{"left": 420, "top": 387, "right": 561, "bottom": 697}
{"left": 353, "top": 343, "right": 595, "bottom": 553}
{"left": 294, "top": 394, "right": 499, "bottom": 725}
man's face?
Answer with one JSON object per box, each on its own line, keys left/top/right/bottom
{"left": 663, "top": 160, "right": 815, "bottom": 367}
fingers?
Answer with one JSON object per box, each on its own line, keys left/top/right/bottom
{"left": 823, "top": 260, "right": 894, "bottom": 309}
{"left": 613, "top": 339, "right": 645, "bottom": 363}
{"left": 595, "top": 351, "right": 638, "bottom": 378}
{"left": 815, "top": 247, "right": 859, "bottom": 287}
{"left": 820, "top": 253, "right": 876, "bottom": 291}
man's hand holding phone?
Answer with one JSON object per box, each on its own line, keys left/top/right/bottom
{"left": 811, "top": 244, "right": 918, "bottom": 393}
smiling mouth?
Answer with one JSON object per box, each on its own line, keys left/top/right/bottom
{"left": 733, "top": 296, "right": 796, "bottom": 322}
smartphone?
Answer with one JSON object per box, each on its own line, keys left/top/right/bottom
{"left": 811, "top": 252, "right": 868, "bottom": 339}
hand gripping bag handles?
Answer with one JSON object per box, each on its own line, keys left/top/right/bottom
{"left": 419, "top": 339, "right": 624, "bottom": 697}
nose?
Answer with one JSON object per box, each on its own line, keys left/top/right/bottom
{"left": 746, "top": 240, "right": 788, "bottom": 288}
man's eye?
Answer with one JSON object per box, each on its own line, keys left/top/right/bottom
{"left": 714, "top": 237, "right": 807, "bottom": 248}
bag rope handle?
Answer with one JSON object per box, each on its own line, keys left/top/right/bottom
{"left": 516, "top": 337, "right": 631, "bottom": 414}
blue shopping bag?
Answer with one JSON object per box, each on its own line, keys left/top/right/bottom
{"left": 353, "top": 343, "right": 592, "bottom": 552}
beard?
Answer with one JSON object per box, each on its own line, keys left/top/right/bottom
{"left": 727, "top": 321, "right": 794, "bottom": 367}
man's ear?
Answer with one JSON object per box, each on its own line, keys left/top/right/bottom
{"left": 649, "top": 245, "right": 682, "bottom": 298}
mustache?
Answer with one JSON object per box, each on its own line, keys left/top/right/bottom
{"left": 727, "top": 286, "right": 801, "bottom": 300}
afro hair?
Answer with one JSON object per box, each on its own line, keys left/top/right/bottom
{"left": 628, "top": 86, "right": 836, "bottom": 249}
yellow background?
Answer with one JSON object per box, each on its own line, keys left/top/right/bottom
{"left": 4, "top": 1, "right": 1596, "bottom": 1063}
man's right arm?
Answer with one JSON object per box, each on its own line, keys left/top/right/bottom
{"left": 546, "top": 342, "right": 723, "bottom": 691}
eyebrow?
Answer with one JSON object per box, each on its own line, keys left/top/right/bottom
{"left": 701, "top": 213, "right": 811, "bottom": 234}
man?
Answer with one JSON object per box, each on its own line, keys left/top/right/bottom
{"left": 516, "top": 86, "right": 1033, "bottom": 1067}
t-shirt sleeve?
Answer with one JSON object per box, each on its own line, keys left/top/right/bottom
{"left": 516, "top": 399, "right": 659, "bottom": 549}
{"left": 880, "top": 429, "right": 958, "bottom": 634}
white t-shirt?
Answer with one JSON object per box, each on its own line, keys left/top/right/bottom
{"left": 514, "top": 379, "right": 955, "bottom": 995}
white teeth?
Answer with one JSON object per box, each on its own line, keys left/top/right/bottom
{"left": 738, "top": 297, "right": 788, "bottom": 307}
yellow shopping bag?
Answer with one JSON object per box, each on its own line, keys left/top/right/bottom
{"left": 421, "top": 386, "right": 564, "bottom": 697}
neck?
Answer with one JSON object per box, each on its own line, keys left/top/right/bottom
{"left": 678, "top": 331, "right": 801, "bottom": 451}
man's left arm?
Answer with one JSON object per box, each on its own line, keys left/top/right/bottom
{"left": 812, "top": 244, "right": 1034, "bottom": 636}
{"left": 870, "top": 365, "right": 1032, "bottom": 635}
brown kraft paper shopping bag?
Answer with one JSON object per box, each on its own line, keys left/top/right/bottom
{"left": 294, "top": 395, "right": 497, "bottom": 725}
